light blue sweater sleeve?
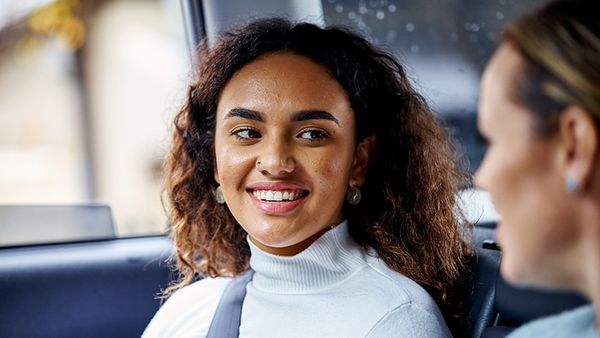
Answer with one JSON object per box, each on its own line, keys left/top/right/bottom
{"left": 366, "top": 303, "right": 452, "bottom": 338}
{"left": 507, "top": 304, "right": 599, "bottom": 338}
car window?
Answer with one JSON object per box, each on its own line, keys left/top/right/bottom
{"left": 0, "top": 0, "right": 546, "bottom": 244}
{"left": 0, "top": 0, "right": 188, "bottom": 241}
{"left": 322, "top": 0, "right": 546, "bottom": 172}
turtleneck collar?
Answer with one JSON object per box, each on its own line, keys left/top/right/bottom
{"left": 247, "top": 221, "right": 368, "bottom": 293}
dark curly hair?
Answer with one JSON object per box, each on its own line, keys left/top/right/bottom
{"left": 164, "top": 18, "right": 473, "bottom": 335}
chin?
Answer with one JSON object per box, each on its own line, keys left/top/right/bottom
{"left": 500, "top": 255, "right": 534, "bottom": 287}
{"left": 248, "top": 226, "right": 297, "bottom": 247}
{"left": 501, "top": 258, "right": 559, "bottom": 291}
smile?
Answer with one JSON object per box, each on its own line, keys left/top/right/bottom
{"left": 251, "top": 190, "right": 306, "bottom": 202}
{"left": 246, "top": 183, "right": 309, "bottom": 215}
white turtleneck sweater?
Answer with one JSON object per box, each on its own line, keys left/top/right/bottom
{"left": 143, "top": 221, "right": 451, "bottom": 337}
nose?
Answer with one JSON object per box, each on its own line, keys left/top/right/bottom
{"left": 256, "top": 139, "right": 295, "bottom": 176}
{"left": 473, "top": 162, "right": 487, "bottom": 190}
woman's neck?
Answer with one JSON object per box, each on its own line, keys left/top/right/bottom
{"left": 574, "top": 203, "right": 600, "bottom": 329}
{"left": 584, "top": 242, "right": 600, "bottom": 329}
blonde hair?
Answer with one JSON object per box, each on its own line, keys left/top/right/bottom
{"left": 503, "top": 0, "right": 600, "bottom": 131}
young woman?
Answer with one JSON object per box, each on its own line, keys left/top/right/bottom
{"left": 475, "top": 0, "right": 600, "bottom": 336}
{"left": 144, "top": 18, "right": 472, "bottom": 337}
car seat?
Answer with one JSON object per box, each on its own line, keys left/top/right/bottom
{"left": 469, "top": 222, "right": 588, "bottom": 338}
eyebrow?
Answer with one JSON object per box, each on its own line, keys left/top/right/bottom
{"left": 224, "top": 108, "right": 340, "bottom": 126}
{"left": 224, "top": 108, "right": 265, "bottom": 122}
{"left": 291, "top": 110, "right": 339, "bottom": 125}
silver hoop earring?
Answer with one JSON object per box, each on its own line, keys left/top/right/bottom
{"left": 566, "top": 176, "right": 579, "bottom": 194}
{"left": 346, "top": 186, "right": 362, "bottom": 205}
{"left": 216, "top": 185, "right": 225, "bottom": 204}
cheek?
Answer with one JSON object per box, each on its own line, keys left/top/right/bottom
{"left": 309, "top": 147, "right": 354, "bottom": 188}
{"left": 483, "top": 142, "right": 541, "bottom": 209}
{"left": 214, "top": 143, "right": 253, "bottom": 188}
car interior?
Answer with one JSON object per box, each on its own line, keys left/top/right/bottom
{"left": 0, "top": 0, "right": 590, "bottom": 337}
{"left": 0, "top": 208, "right": 588, "bottom": 338}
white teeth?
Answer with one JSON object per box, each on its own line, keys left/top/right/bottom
{"left": 274, "top": 191, "right": 283, "bottom": 201}
{"left": 252, "top": 190, "right": 303, "bottom": 202}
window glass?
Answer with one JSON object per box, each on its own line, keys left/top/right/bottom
{"left": 0, "top": 0, "right": 550, "bottom": 242}
{"left": 322, "top": 0, "right": 547, "bottom": 172}
{"left": 0, "top": 0, "right": 189, "bottom": 239}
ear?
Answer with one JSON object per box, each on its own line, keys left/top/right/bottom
{"left": 558, "top": 105, "right": 599, "bottom": 192}
{"left": 213, "top": 164, "right": 220, "bottom": 185}
{"left": 350, "top": 135, "right": 377, "bottom": 186}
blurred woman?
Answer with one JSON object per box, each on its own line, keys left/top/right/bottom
{"left": 475, "top": 0, "right": 600, "bottom": 336}
{"left": 144, "top": 18, "right": 472, "bottom": 337}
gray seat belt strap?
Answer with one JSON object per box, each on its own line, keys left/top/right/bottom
{"left": 206, "top": 269, "right": 254, "bottom": 338}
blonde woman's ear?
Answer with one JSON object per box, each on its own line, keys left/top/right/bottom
{"left": 558, "top": 105, "right": 599, "bottom": 193}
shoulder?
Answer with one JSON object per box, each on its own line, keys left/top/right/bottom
{"left": 366, "top": 302, "right": 452, "bottom": 337}
{"left": 355, "top": 254, "right": 450, "bottom": 336}
{"left": 142, "top": 276, "right": 232, "bottom": 338}
{"left": 363, "top": 253, "right": 442, "bottom": 313}
{"left": 507, "top": 304, "right": 597, "bottom": 338}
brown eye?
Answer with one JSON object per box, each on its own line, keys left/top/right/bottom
{"left": 232, "top": 128, "right": 261, "bottom": 139}
{"left": 298, "top": 129, "right": 329, "bottom": 140}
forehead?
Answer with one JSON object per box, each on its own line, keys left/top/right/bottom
{"left": 482, "top": 43, "right": 523, "bottom": 104}
{"left": 216, "top": 52, "right": 352, "bottom": 117}
{"left": 228, "top": 52, "right": 333, "bottom": 85}
{"left": 479, "top": 43, "right": 526, "bottom": 129}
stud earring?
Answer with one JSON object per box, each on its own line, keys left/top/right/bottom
{"left": 566, "top": 176, "right": 579, "bottom": 194}
{"left": 346, "top": 186, "right": 362, "bottom": 205}
{"left": 216, "top": 185, "right": 226, "bottom": 204}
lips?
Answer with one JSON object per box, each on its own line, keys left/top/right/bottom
{"left": 246, "top": 182, "right": 309, "bottom": 214}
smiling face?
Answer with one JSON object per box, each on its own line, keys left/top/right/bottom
{"left": 214, "top": 52, "right": 372, "bottom": 256}
{"left": 475, "top": 43, "right": 581, "bottom": 287}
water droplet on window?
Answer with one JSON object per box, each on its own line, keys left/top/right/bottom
{"left": 336, "top": 4, "right": 344, "bottom": 13}
{"left": 496, "top": 11, "right": 505, "bottom": 20}
{"left": 411, "top": 44, "right": 419, "bottom": 53}
{"left": 328, "top": 0, "right": 336, "bottom": 3}
{"left": 358, "top": 21, "right": 367, "bottom": 30}
{"left": 464, "top": 23, "right": 480, "bottom": 32}
{"left": 406, "top": 23, "right": 415, "bottom": 32}
{"left": 359, "top": 6, "right": 368, "bottom": 14}
{"left": 369, "top": 0, "right": 378, "bottom": 8}
{"left": 386, "top": 30, "right": 397, "bottom": 42}
{"left": 376, "top": 10, "right": 385, "bottom": 20}
{"left": 388, "top": 4, "right": 397, "bottom": 13}
{"left": 348, "top": 11, "right": 356, "bottom": 19}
